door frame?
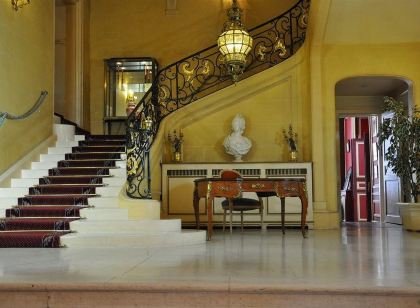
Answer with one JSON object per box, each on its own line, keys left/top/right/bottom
{"left": 336, "top": 113, "right": 384, "bottom": 222}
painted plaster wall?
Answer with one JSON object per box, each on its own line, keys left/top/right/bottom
{"left": 313, "top": 43, "right": 420, "bottom": 221}
{"left": 89, "top": 0, "right": 297, "bottom": 133}
{"left": 310, "top": 42, "right": 420, "bottom": 228}
{"left": 0, "top": 1, "right": 54, "bottom": 175}
{"left": 150, "top": 46, "right": 310, "bottom": 199}
{"left": 307, "top": 0, "right": 420, "bottom": 228}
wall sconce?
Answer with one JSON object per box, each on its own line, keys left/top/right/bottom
{"left": 11, "top": 0, "right": 30, "bottom": 11}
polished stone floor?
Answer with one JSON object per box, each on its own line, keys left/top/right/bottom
{"left": 0, "top": 223, "right": 419, "bottom": 291}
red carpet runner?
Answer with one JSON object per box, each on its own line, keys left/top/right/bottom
{"left": 0, "top": 135, "right": 125, "bottom": 248}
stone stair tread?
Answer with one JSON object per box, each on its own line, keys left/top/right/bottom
{"left": 62, "top": 229, "right": 204, "bottom": 237}
{"left": 35, "top": 184, "right": 106, "bottom": 187}
{"left": 60, "top": 230, "right": 206, "bottom": 248}
{"left": 44, "top": 175, "right": 113, "bottom": 178}
{"left": 67, "top": 151, "right": 125, "bottom": 154}
{"left": 12, "top": 205, "right": 89, "bottom": 208}
{"left": 52, "top": 166, "right": 121, "bottom": 169}
{"left": 61, "top": 159, "right": 123, "bottom": 161}
{"left": 2, "top": 217, "right": 79, "bottom": 220}
{"left": 24, "top": 194, "right": 98, "bottom": 198}
{"left": 0, "top": 230, "right": 70, "bottom": 233}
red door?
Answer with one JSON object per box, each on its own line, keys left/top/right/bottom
{"left": 351, "top": 139, "right": 367, "bottom": 221}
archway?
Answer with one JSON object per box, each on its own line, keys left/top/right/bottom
{"left": 335, "top": 76, "right": 412, "bottom": 224}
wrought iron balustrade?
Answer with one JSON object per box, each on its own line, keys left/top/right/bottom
{"left": 126, "top": 0, "right": 310, "bottom": 198}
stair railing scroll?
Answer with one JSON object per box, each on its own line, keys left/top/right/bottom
{"left": 126, "top": 0, "right": 310, "bottom": 198}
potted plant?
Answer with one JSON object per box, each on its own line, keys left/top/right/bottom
{"left": 377, "top": 96, "right": 419, "bottom": 230}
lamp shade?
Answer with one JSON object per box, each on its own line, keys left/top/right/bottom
{"left": 218, "top": 28, "right": 253, "bottom": 64}
{"left": 217, "top": 0, "right": 253, "bottom": 82}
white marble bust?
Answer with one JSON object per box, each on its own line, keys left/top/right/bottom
{"left": 223, "top": 114, "right": 252, "bottom": 162}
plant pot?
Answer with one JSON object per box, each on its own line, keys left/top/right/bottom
{"left": 398, "top": 202, "right": 420, "bottom": 231}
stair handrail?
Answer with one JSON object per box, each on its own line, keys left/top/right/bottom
{"left": 126, "top": 0, "right": 310, "bottom": 198}
{"left": 0, "top": 90, "right": 49, "bottom": 127}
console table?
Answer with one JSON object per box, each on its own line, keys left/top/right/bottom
{"left": 193, "top": 178, "right": 308, "bottom": 240}
{"left": 161, "top": 162, "right": 313, "bottom": 229}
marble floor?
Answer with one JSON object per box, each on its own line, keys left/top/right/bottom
{"left": 0, "top": 223, "right": 419, "bottom": 292}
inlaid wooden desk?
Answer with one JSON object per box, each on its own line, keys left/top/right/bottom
{"left": 193, "top": 178, "right": 308, "bottom": 240}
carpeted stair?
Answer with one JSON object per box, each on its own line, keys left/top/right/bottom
{"left": 0, "top": 134, "right": 126, "bottom": 248}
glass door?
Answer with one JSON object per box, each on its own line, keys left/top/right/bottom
{"left": 104, "top": 58, "right": 158, "bottom": 134}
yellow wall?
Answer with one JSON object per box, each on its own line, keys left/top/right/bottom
{"left": 89, "top": 0, "right": 297, "bottom": 133}
{"left": 308, "top": 0, "right": 420, "bottom": 228}
{"left": 150, "top": 46, "right": 310, "bottom": 199}
{"left": 0, "top": 1, "right": 54, "bottom": 175}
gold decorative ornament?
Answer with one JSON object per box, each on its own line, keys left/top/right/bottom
{"left": 167, "top": 129, "right": 184, "bottom": 162}
{"left": 126, "top": 156, "right": 138, "bottom": 175}
{"left": 201, "top": 60, "right": 210, "bottom": 76}
{"left": 251, "top": 183, "right": 266, "bottom": 189}
{"left": 299, "top": 11, "right": 308, "bottom": 27}
{"left": 182, "top": 63, "right": 195, "bottom": 82}
{"left": 142, "top": 116, "right": 153, "bottom": 131}
{"left": 282, "top": 124, "right": 298, "bottom": 162}
{"left": 274, "top": 38, "right": 287, "bottom": 57}
{"left": 158, "top": 86, "right": 169, "bottom": 107}
{"left": 257, "top": 45, "right": 268, "bottom": 61}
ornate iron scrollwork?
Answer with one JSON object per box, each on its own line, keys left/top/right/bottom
{"left": 126, "top": 0, "right": 310, "bottom": 199}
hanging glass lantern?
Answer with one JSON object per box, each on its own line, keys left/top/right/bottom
{"left": 217, "top": 0, "right": 253, "bottom": 82}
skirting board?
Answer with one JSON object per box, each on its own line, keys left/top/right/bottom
{"left": 0, "top": 135, "right": 56, "bottom": 187}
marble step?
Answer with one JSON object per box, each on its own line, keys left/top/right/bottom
{"left": 0, "top": 188, "right": 28, "bottom": 197}
{"left": 103, "top": 177, "right": 125, "bottom": 186}
{"left": 40, "top": 154, "right": 66, "bottom": 162}
{"left": 60, "top": 230, "right": 206, "bottom": 248}
{"left": 48, "top": 147, "right": 73, "bottom": 155}
{"left": 21, "top": 168, "right": 124, "bottom": 179}
{"left": 74, "top": 135, "right": 85, "bottom": 142}
{"left": 21, "top": 169, "right": 49, "bottom": 179}
{"left": 70, "top": 219, "right": 181, "bottom": 233}
{"left": 88, "top": 197, "right": 119, "bottom": 207}
{"left": 115, "top": 161, "right": 126, "bottom": 168}
{"left": 56, "top": 141, "right": 79, "bottom": 147}
{"left": 31, "top": 161, "right": 58, "bottom": 170}
{"left": 79, "top": 207, "right": 128, "bottom": 220}
{"left": 0, "top": 197, "right": 18, "bottom": 208}
{"left": 33, "top": 160, "right": 125, "bottom": 169}
{"left": 11, "top": 178, "right": 40, "bottom": 188}
{"left": 109, "top": 168, "right": 125, "bottom": 178}
{"left": 96, "top": 186, "right": 121, "bottom": 197}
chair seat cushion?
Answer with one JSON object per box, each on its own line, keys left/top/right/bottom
{"left": 256, "top": 192, "right": 277, "bottom": 198}
{"left": 221, "top": 198, "right": 261, "bottom": 211}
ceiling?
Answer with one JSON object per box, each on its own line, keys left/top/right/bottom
{"left": 324, "top": 0, "right": 420, "bottom": 44}
{"left": 335, "top": 76, "right": 409, "bottom": 96}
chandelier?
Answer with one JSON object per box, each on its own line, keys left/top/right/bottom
{"left": 217, "top": 0, "right": 253, "bottom": 82}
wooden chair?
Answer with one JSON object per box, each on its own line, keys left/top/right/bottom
{"left": 220, "top": 170, "right": 264, "bottom": 233}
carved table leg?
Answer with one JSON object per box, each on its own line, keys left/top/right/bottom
{"left": 300, "top": 185, "right": 308, "bottom": 238}
{"left": 193, "top": 187, "right": 200, "bottom": 231}
{"left": 229, "top": 199, "right": 233, "bottom": 234}
{"left": 207, "top": 197, "right": 214, "bottom": 241}
{"left": 281, "top": 197, "right": 286, "bottom": 235}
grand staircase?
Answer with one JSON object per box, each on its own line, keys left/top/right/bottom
{"left": 0, "top": 123, "right": 205, "bottom": 248}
